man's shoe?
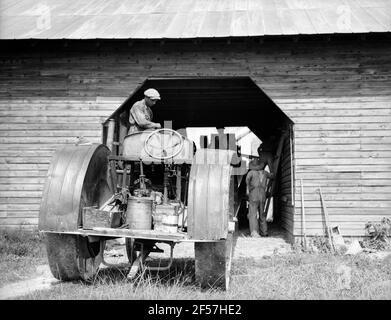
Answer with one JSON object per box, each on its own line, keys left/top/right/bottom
{"left": 251, "top": 231, "right": 261, "bottom": 238}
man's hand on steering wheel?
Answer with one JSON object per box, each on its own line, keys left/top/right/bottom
{"left": 144, "top": 128, "right": 184, "bottom": 159}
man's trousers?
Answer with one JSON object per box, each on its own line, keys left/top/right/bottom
{"left": 248, "top": 198, "right": 267, "bottom": 236}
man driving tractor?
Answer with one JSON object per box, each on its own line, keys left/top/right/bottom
{"left": 128, "top": 88, "right": 162, "bottom": 134}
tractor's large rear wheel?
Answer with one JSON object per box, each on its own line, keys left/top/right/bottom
{"left": 46, "top": 233, "right": 104, "bottom": 282}
{"left": 39, "top": 144, "right": 113, "bottom": 282}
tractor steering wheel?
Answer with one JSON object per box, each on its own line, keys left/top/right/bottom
{"left": 144, "top": 128, "right": 184, "bottom": 160}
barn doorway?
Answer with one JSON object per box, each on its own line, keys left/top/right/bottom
{"left": 104, "top": 77, "right": 295, "bottom": 241}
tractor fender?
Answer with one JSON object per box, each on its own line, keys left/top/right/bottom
{"left": 39, "top": 144, "right": 111, "bottom": 232}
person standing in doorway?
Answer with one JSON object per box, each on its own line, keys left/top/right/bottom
{"left": 128, "top": 88, "right": 162, "bottom": 134}
{"left": 246, "top": 159, "right": 274, "bottom": 237}
{"left": 257, "top": 136, "right": 276, "bottom": 175}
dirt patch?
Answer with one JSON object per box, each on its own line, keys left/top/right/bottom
{"left": 234, "top": 236, "right": 291, "bottom": 259}
{"left": 0, "top": 265, "right": 59, "bottom": 300}
{"left": 106, "top": 235, "right": 292, "bottom": 263}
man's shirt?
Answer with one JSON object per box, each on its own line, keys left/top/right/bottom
{"left": 246, "top": 169, "right": 272, "bottom": 201}
{"left": 128, "top": 99, "right": 153, "bottom": 134}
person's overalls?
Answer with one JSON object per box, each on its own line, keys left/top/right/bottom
{"left": 246, "top": 169, "right": 269, "bottom": 236}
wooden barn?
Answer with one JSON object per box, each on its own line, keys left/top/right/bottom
{"left": 0, "top": 0, "right": 390, "bottom": 243}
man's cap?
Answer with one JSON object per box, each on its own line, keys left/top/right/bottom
{"left": 144, "top": 88, "right": 161, "bottom": 100}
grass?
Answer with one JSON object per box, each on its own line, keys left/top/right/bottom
{"left": 1, "top": 229, "right": 390, "bottom": 300}
{"left": 0, "top": 228, "right": 46, "bottom": 287}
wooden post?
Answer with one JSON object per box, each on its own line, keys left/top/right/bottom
{"left": 106, "top": 119, "right": 116, "bottom": 153}
{"left": 319, "top": 187, "right": 335, "bottom": 252}
{"left": 300, "top": 179, "right": 307, "bottom": 250}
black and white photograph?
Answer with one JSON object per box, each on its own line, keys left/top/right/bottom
{"left": 0, "top": 0, "right": 390, "bottom": 305}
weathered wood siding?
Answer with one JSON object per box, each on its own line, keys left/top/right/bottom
{"left": 0, "top": 38, "right": 390, "bottom": 236}
{"left": 279, "top": 128, "right": 294, "bottom": 238}
{"left": 287, "top": 96, "right": 391, "bottom": 238}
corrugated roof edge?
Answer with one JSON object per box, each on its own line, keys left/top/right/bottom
{"left": 1, "top": 31, "right": 390, "bottom": 41}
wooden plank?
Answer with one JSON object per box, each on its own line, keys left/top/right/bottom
{"left": 0, "top": 178, "right": 46, "bottom": 184}
{"left": 292, "top": 185, "right": 391, "bottom": 193}
{"left": 0, "top": 164, "right": 49, "bottom": 170}
{"left": 294, "top": 144, "right": 388, "bottom": 151}
{"left": 293, "top": 179, "right": 391, "bottom": 187}
{"left": 0, "top": 171, "right": 47, "bottom": 177}
{"left": 0, "top": 211, "right": 37, "bottom": 218}
{"left": 295, "top": 165, "right": 391, "bottom": 172}
{"left": 0, "top": 204, "right": 41, "bottom": 211}
{"left": 296, "top": 158, "right": 391, "bottom": 165}
{"left": 0, "top": 217, "right": 38, "bottom": 225}
{"left": 0, "top": 184, "right": 43, "bottom": 191}
{"left": 295, "top": 130, "right": 391, "bottom": 138}
{"left": 295, "top": 136, "right": 391, "bottom": 144}
{"left": 0, "top": 137, "right": 101, "bottom": 144}
{"left": 0, "top": 157, "right": 52, "bottom": 164}
{"left": 293, "top": 206, "right": 391, "bottom": 215}
{"left": 0, "top": 197, "right": 41, "bottom": 204}
{"left": 294, "top": 214, "right": 391, "bottom": 223}
{"left": 295, "top": 192, "right": 391, "bottom": 201}
{"left": 0, "top": 110, "right": 114, "bottom": 116}
{"left": 293, "top": 200, "right": 391, "bottom": 208}
{"left": 294, "top": 123, "right": 391, "bottom": 131}
{"left": 0, "top": 191, "right": 43, "bottom": 197}
{"left": 280, "top": 101, "right": 391, "bottom": 110}
{"left": 288, "top": 109, "right": 391, "bottom": 117}
{"left": 292, "top": 116, "right": 391, "bottom": 124}
{"left": 76, "top": 227, "right": 188, "bottom": 242}
{"left": 276, "top": 96, "right": 391, "bottom": 104}
{"left": 0, "top": 123, "right": 101, "bottom": 130}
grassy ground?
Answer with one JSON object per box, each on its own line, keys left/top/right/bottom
{"left": 0, "top": 228, "right": 46, "bottom": 287}
{"left": 1, "top": 229, "right": 390, "bottom": 300}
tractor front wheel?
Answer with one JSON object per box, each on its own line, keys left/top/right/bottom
{"left": 125, "top": 238, "right": 137, "bottom": 264}
{"left": 194, "top": 232, "right": 234, "bottom": 290}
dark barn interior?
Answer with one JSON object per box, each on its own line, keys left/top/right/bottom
{"left": 106, "top": 77, "right": 291, "bottom": 140}
{"left": 103, "top": 77, "right": 294, "bottom": 236}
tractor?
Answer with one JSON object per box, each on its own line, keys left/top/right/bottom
{"left": 39, "top": 127, "right": 245, "bottom": 290}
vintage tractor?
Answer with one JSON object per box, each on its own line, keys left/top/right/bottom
{"left": 39, "top": 128, "right": 244, "bottom": 290}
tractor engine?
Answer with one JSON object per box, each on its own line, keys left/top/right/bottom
{"left": 103, "top": 129, "right": 194, "bottom": 234}
{"left": 126, "top": 161, "right": 189, "bottom": 233}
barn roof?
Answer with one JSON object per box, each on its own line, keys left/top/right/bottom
{"left": 1, "top": 0, "right": 390, "bottom": 40}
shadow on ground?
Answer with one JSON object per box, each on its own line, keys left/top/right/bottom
{"left": 95, "top": 258, "right": 196, "bottom": 287}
